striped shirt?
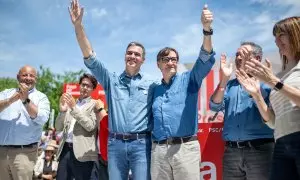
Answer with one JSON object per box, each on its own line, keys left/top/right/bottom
{"left": 270, "top": 61, "right": 300, "bottom": 140}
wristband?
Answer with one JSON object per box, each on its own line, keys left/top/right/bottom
{"left": 22, "top": 98, "right": 30, "bottom": 105}
{"left": 274, "top": 81, "right": 284, "bottom": 91}
{"left": 203, "top": 28, "right": 213, "bottom": 36}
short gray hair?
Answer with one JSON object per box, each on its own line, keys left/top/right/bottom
{"left": 241, "top": 41, "right": 263, "bottom": 60}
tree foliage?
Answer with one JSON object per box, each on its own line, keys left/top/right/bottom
{"left": 0, "top": 66, "right": 85, "bottom": 129}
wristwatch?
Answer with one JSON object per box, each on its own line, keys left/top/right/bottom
{"left": 96, "top": 107, "right": 105, "bottom": 113}
{"left": 203, "top": 28, "right": 213, "bottom": 36}
{"left": 274, "top": 81, "right": 284, "bottom": 91}
{"left": 22, "top": 98, "right": 31, "bottom": 105}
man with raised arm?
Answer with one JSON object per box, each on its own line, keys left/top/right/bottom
{"left": 68, "top": 0, "right": 157, "bottom": 179}
{"left": 151, "top": 5, "right": 215, "bottom": 180}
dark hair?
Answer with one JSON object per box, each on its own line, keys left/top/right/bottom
{"left": 273, "top": 16, "right": 300, "bottom": 70}
{"left": 126, "top": 41, "right": 146, "bottom": 59}
{"left": 241, "top": 41, "right": 263, "bottom": 61}
{"left": 79, "top": 73, "right": 98, "bottom": 90}
{"left": 157, "top": 47, "right": 179, "bottom": 62}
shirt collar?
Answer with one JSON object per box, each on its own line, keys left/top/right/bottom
{"left": 120, "top": 71, "right": 143, "bottom": 81}
{"left": 77, "top": 96, "right": 91, "bottom": 105}
{"left": 161, "top": 74, "right": 177, "bottom": 86}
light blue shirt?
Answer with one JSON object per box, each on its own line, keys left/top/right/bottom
{"left": 209, "top": 79, "right": 274, "bottom": 141}
{"left": 84, "top": 54, "right": 158, "bottom": 133}
{"left": 152, "top": 47, "right": 216, "bottom": 141}
{"left": 0, "top": 88, "right": 50, "bottom": 145}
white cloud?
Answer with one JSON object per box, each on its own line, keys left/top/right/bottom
{"left": 90, "top": 8, "right": 107, "bottom": 19}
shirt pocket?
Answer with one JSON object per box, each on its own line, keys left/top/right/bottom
{"left": 135, "top": 85, "right": 151, "bottom": 103}
{"left": 111, "top": 83, "right": 127, "bottom": 100}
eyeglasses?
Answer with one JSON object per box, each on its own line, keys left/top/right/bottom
{"left": 80, "top": 83, "right": 93, "bottom": 90}
{"left": 160, "top": 57, "right": 178, "bottom": 64}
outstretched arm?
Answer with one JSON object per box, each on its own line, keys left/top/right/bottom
{"left": 69, "top": 0, "right": 93, "bottom": 59}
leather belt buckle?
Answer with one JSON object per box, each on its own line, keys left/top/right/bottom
{"left": 167, "top": 137, "right": 174, "bottom": 145}
{"left": 122, "top": 134, "right": 130, "bottom": 141}
{"left": 236, "top": 141, "right": 246, "bottom": 148}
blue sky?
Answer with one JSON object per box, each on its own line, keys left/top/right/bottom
{"left": 0, "top": 0, "right": 299, "bottom": 78}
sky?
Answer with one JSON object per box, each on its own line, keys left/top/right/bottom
{"left": 0, "top": 0, "right": 299, "bottom": 78}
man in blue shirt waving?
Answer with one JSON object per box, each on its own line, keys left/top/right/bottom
{"left": 68, "top": 0, "right": 157, "bottom": 179}
{"left": 151, "top": 5, "right": 215, "bottom": 180}
{"left": 209, "top": 42, "right": 274, "bottom": 180}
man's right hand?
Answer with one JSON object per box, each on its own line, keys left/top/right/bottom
{"left": 59, "top": 95, "right": 68, "bottom": 112}
{"left": 220, "top": 54, "right": 233, "bottom": 82}
{"left": 68, "top": 0, "right": 84, "bottom": 27}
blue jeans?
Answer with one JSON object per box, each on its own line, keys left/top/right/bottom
{"left": 270, "top": 131, "right": 300, "bottom": 180}
{"left": 223, "top": 141, "right": 274, "bottom": 180}
{"left": 108, "top": 136, "right": 151, "bottom": 180}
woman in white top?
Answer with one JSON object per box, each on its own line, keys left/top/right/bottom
{"left": 236, "top": 16, "right": 300, "bottom": 180}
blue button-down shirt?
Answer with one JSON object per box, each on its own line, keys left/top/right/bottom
{"left": 152, "top": 47, "right": 216, "bottom": 141}
{"left": 84, "top": 54, "right": 158, "bottom": 133}
{"left": 209, "top": 79, "right": 274, "bottom": 141}
{"left": 0, "top": 88, "right": 50, "bottom": 145}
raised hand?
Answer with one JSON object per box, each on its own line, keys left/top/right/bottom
{"left": 236, "top": 69, "right": 260, "bottom": 96}
{"left": 220, "top": 54, "right": 233, "bottom": 81}
{"left": 68, "top": 0, "right": 84, "bottom": 26}
{"left": 201, "top": 4, "right": 213, "bottom": 30}
{"left": 245, "top": 58, "right": 279, "bottom": 87}
{"left": 59, "top": 95, "right": 68, "bottom": 112}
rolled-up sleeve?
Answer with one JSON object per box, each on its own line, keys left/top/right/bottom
{"left": 190, "top": 46, "right": 216, "bottom": 89}
{"left": 209, "top": 98, "right": 224, "bottom": 112}
{"left": 32, "top": 94, "right": 50, "bottom": 125}
{"left": 84, "top": 52, "right": 111, "bottom": 90}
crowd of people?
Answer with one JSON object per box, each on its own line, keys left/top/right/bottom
{"left": 0, "top": 0, "right": 299, "bottom": 179}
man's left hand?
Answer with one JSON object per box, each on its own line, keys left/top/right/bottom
{"left": 201, "top": 4, "right": 213, "bottom": 30}
{"left": 19, "top": 83, "right": 30, "bottom": 101}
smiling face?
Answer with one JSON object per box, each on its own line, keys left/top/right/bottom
{"left": 17, "top": 66, "right": 37, "bottom": 90}
{"left": 125, "top": 45, "right": 145, "bottom": 73}
{"left": 275, "top": 32, "right": 293, "bottom": 58}
{"left": 157, "top": 50, "right": 178, "bottom": 78}
{"left": 235, "top": 45, "right": 253, "bottom": 71}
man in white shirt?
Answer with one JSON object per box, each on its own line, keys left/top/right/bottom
{"left": 0, "top": 65, "right": 50, "bottom": 180}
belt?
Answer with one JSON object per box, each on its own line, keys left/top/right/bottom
{"left": 0, "top": 142, "right": 38, "bottom": 149}
{"left": 153, "top": 136, "right": 198, "bottom": 145}
{"left": 65, "top": 142, "right": 73, "bottom": 148}
{"left": 109, "top": 132, "right": 150, "bottom": 141}
{"left": 226, "top": 138, "right": 274, "bottom": 148}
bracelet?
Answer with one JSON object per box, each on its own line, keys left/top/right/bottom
{"left": 96, "top": 107, "right": 104, "bottom": 113}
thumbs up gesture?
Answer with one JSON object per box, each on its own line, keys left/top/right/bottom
{"left": 201, "top": 4, "right": 213, "bottom": 30}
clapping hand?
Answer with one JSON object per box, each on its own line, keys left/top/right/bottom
{"left": 94, "top": 99, "right": 104, "bottom": 113}
{"left": 236, "top": 69, "right": 260, "bottom": 96}
{"left": 245, "top": 58, "right": 279, "bottom": 87}
{"left": 18, "top": 83, "right": 30, "bottom": 101}
{"left": 220, "top": 54, "right": 233, "bottom": 81}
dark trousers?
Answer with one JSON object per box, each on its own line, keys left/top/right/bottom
{"left": 90, "top": 154, "right": 109, "bottom": 180}
{"left": 223, "top": 141, "right": 274, "bottom": 180}
{"left": 270, "top": 131, "right": 300, "bottom": 180}
{"left": 56, "top": 143, "right": 94, "bottom": 180}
